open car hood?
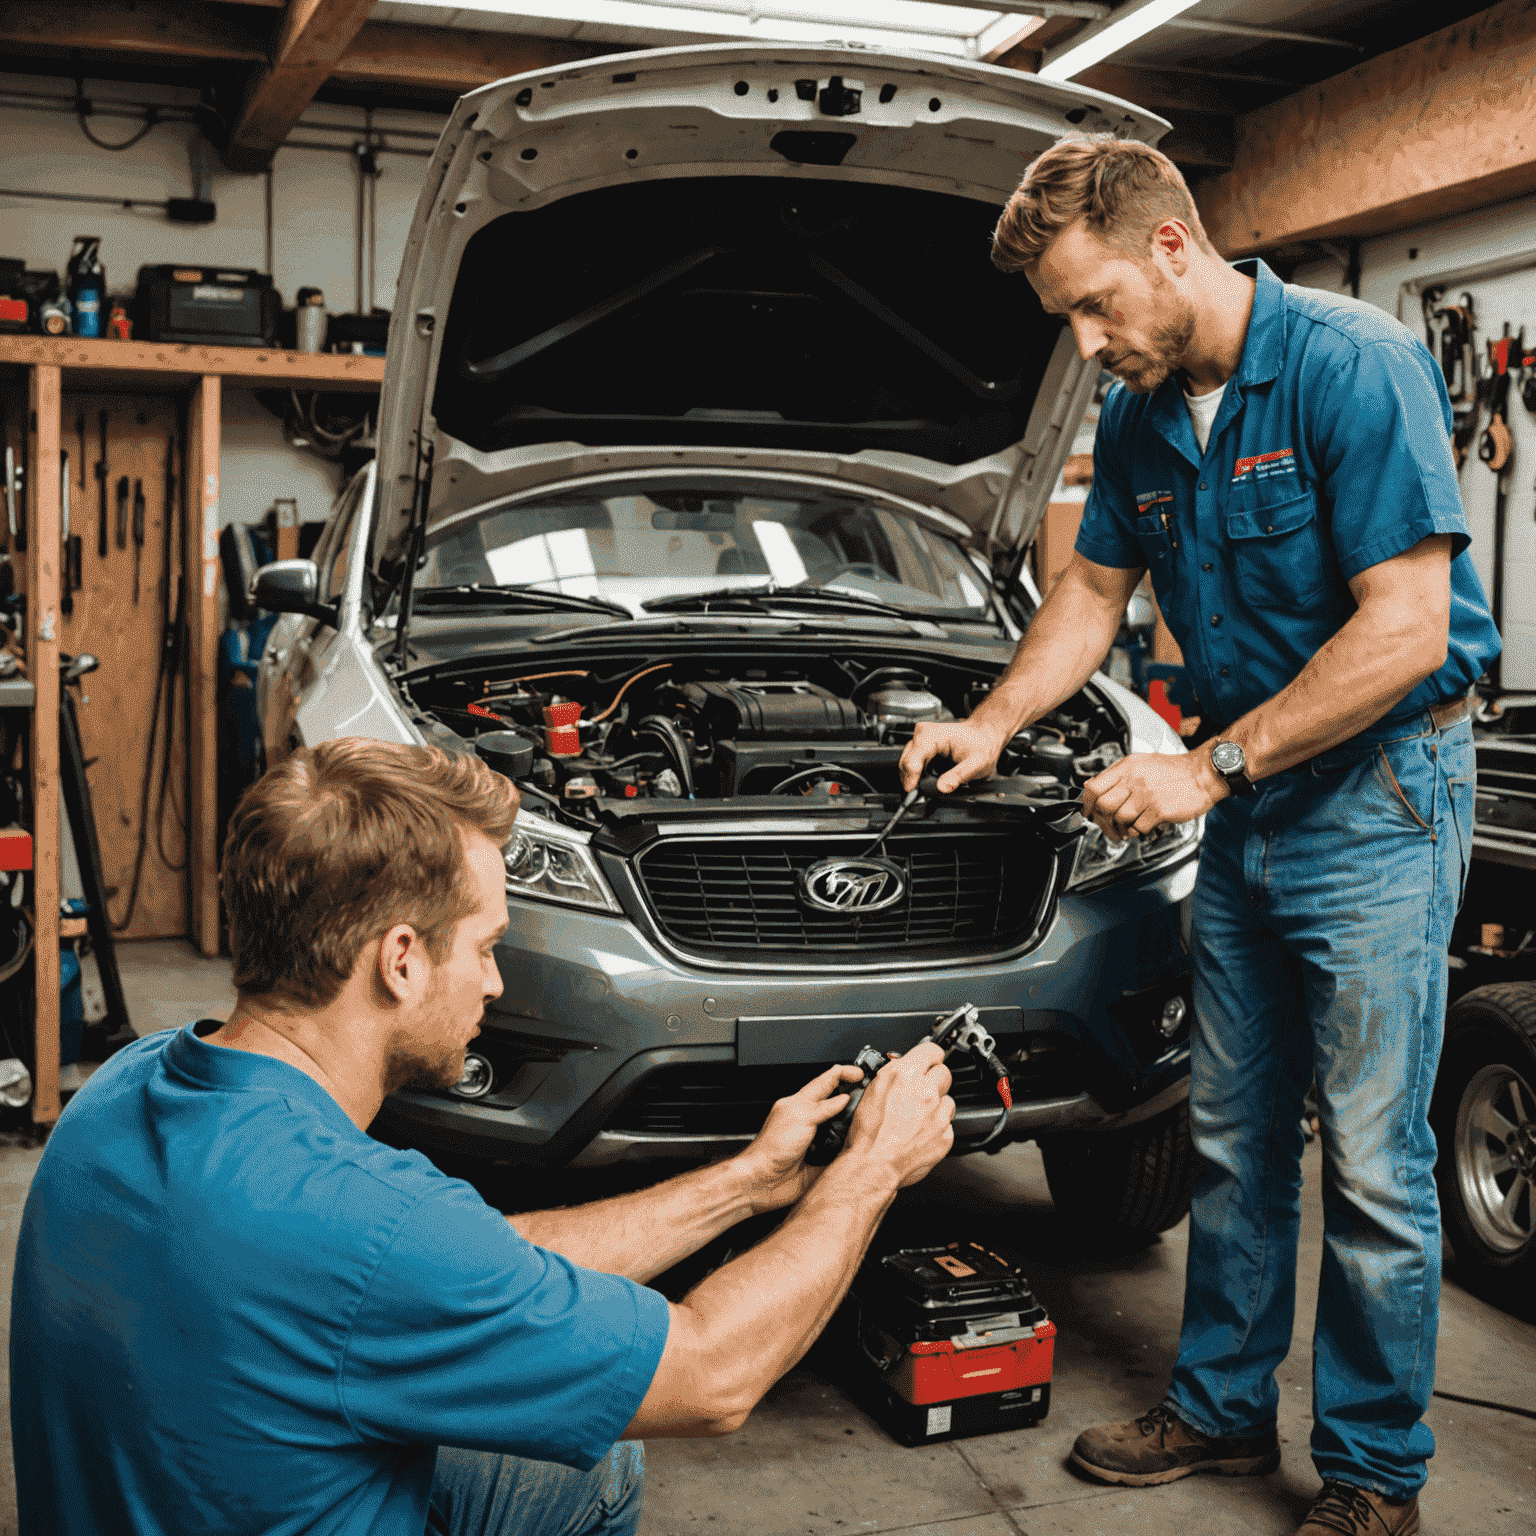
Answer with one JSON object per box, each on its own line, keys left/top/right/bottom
{"left": 372, "top": 42, "right": 1166, "bottom": 571}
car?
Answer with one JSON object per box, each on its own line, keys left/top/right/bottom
{"left": 1435, "top": 718, "right": 1536, "bottom": 1293}
{"left": 255, "top": 42, "right": 1200, "bottom": 1243}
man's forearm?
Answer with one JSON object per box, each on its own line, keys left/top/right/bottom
{"left": 509, "top": 1157, "right": 763, "bottom": 1283}
{"left": 655, "top": 1154, "right": 899, "bottom": 1429}
{"left": 976, "top": 562, "right": 1132, "bottom": 740}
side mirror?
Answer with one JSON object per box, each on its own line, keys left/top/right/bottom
{"left": 250, "top": 560, "right": 337, "bottom": 626}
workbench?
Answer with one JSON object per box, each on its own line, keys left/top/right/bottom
{"left": 0, "top": 335, "right": 383, "bottom": 1126}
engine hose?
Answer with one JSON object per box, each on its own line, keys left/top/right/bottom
{"left": 591, "top": 661, "right": 671, "bottom": 722}
{"left": 635, "top": 715, "right": 696, "bottom": 799}
{"left": 770, "top": 764, "right": 878, "bottom": 798}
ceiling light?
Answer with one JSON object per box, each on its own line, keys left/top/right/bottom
{"left": 1038, "top": 0, "right": 1202, "bottom": 81}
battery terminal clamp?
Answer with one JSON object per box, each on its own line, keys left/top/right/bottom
{"left": 807, "top": 1003, "right": 1015, "bottom": 1165}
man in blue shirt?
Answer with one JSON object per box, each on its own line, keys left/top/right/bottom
{"left": 12, "top": 738, "right": 956, "bottom": 1536}
{"left": 903, "top": 136, "right": 1497, "bottom": 1536}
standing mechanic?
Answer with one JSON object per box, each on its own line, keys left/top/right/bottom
{"left": 901, "top": 135, "right": 1499, "bottom": 1536}
{"left": 11, "top": 739, "right": 956, "bottom": 1536}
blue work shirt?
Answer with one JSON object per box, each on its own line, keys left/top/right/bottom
{"left": 10, "top": 1023, "right": 671, "bottom": 1536}
{"left": 1076, "top": 259, "right": 1499, "bottom": 734}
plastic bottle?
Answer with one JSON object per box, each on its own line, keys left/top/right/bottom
{"left": 66, "top": 237, "right": 105, "bottom": 338}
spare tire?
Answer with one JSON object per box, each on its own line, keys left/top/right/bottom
{"left": 1039, "top": 1098, "right": 1196, "bottom": 1242}
{"left": 1430, "top": 983, "right": 1536, "bottom": 1294}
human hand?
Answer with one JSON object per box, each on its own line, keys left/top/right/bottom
{"left": 841, "top": 1041, "right": 955, "bottom": 1189}
{"left": 1081, "top": 748, "right": 1226, "bottom": 841}
{"left": 735, "top": 1063, "right": 866, "bottom": 1212}
{"left": 899, "top": 719, "right": 1010, "bottom": 794}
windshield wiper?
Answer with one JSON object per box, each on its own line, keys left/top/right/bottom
{"left": 643, "top": 585, "right": 918, "bottom": 621}
{"left": 411, "top": 584, "right": 631, "bottom": 618}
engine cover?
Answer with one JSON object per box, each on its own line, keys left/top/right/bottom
{"left": 683, "top": 680, "right": 865, "bottom": 741}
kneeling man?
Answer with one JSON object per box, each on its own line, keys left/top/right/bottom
{"left": 12, "top": 738, "right": 954, "bottom": 1536}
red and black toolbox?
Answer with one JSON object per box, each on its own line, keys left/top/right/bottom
{"left": 843, "top": 1240, "right": 1055, "bottom": 1445}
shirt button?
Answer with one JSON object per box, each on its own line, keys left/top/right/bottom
{"left": 1198, "top": 482, "right": 1208, "bottom": 491}
{"left": 1265, "top": 525, "right": 1274, "bottom": 533}
{"left": 1211, "top": 614, "right": 1223, "bottom": 626}
{"left": 1220, "top": 667, "right": 1231, "bottom": 677}
{"left": 1202, "top": 562, "right": 1213, "bottom": 572}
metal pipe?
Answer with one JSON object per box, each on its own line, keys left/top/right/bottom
{"left": 264, "top": 167, "right": 274, "bottom": 277}
{"left": 0, "top": 187, "right": 169, "bottom": 212}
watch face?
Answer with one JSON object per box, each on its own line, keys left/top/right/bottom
{"left": 1211, "top": 741, "right": 1245, "bottom": 775}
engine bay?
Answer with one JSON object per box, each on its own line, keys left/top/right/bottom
{"left": 406, "top": 652, "right": 1128, "bottom": 824}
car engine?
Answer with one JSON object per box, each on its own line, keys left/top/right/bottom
{"left": 406, "top": 654, "right": 1127, "bottom": 821}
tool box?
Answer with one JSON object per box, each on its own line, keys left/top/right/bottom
{"left": 132, "top": 265, "right": 278, "bottom": 346}
{"left": 843, "top": 1241, "right": 1055, "bottom": 1445}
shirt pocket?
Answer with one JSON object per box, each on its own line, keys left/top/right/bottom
{"left": 1134, "top": 512, "right": 1179, "bottom": 604}
{"left": 1225, "top": 486, "right": 1326, "bottom": 612}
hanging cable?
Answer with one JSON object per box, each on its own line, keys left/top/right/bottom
{"left": 74, "top": 79, "right": 160, "bottom": 152}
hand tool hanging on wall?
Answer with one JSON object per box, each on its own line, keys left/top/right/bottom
{"left": 14, "top": 407, "right": 25, "bottom": 553}
{"left": 115, "top": 473, "right": 129, "bottom": 550}
{"left": 95, "top": 411, "right": 108, "bottom": 558}
{"left": 131, "top": 478, "right": 145, "bottom": 603}
{"left": 74, "top": 413, "right": 86, "bottom": 490}
{"left": 2, "top": 413, "right": 16, "bottom": 555}
{"left": 60, "top": 452, "right": 81, "bottom": 616}
{"left": 1481, "top": 326, "right": 1522, "bottom": 689}
{"left": 1426, "top": 289, "right": 1480, "bottom": 468}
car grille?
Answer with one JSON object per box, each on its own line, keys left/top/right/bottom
{"left": 607, "top": 1042, "right": 1084, "bottom": 1137}
{"left": 633, "top": 832, "right": 1054, "bottom": 958}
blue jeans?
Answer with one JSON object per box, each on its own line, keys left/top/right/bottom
{"left": 426, "top": 1442, "right": 644, "bottom": 1536}
{"left": 1166, "top": 712, "right": 1474, "bottom": 1499}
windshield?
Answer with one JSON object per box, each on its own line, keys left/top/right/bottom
{"left": 418, "top": 480, "right": 998, "bottom": 622}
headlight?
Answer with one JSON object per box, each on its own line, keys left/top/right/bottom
{"left": 1068, "top": 815, "right": 1201, "bottom": 893}
{"left": 504, "top": 810, "right": 621, "bottom": 913}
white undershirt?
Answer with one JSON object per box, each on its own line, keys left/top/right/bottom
{"left": 1183, "top": 380, "right": 1227, "bottom": 455}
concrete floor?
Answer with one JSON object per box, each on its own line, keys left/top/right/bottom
{"left": 1, "top": 940, "right": 1532, "bottom": 1535}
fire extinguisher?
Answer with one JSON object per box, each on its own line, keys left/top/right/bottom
{"left": 66, "top": 237, "right": 105, "bottom": 338}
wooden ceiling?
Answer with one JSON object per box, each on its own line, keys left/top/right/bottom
{"left": 2, "top": 0, "right": 1531, "bottom": 264}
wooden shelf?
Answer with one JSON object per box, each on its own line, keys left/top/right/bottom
{"left": 0, "top": 335, "right": 385, "bottom": 391}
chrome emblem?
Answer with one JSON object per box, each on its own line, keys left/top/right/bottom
{"left": 798, "top": 857, "right": 906, "bottom": 914}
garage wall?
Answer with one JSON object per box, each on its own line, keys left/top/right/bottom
{"left": 1290, "top": 189, "right": 1536, "bottom": 689}
{"left": 0, "top": 72, "right": 449, "bottom": 527}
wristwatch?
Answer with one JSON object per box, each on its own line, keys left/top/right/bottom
{"left": 1210, "top": 740, "right": 1256, "bottom": 797}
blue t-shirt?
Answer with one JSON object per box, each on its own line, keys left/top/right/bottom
{"left": 1075, "top": 259, "right": 1500, "bottom": 737}
{"left": 10, "top": 1022, "right": 671, "bottom": 1535}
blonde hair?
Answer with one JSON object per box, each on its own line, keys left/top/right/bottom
{"left": 992, "top": 134, "right": 1213, "bottom": 271}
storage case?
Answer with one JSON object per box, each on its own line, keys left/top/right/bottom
{"left": 843, "top": 1241, "right": 1055, "bottom": 1445}
{"left": 133, "top": 265, "right": 278, "bottom": 346}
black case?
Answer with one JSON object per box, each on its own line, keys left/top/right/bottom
{"left": 133, "top": 265, "right": 278, "bottom": 346}
{"left": 0, "top": 262, "right": 61, "bottom": 333}
{"left": 681, "top": 679, "right": 865, "bottom": 741}
{"left": 836, "top": 1242, "right": 1054, "bottom": 1446}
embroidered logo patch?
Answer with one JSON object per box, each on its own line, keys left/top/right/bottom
{"left": 1231, "top": 448, "right": 1296, "bottom": 484}
{"left": 1135, "top": 489, "right": 1174, "bottom": 510}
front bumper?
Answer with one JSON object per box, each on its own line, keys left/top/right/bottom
{"left": 373, "top": 849, "right": 1199, "bottom": 1163}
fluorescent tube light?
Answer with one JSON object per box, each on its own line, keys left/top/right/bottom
{"left": 1038, "top": 0, "right": 1203, "bottom": 81}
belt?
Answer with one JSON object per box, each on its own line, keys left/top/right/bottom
{"left": 1429, "top": 690, "right": 1474, "bottom": 730}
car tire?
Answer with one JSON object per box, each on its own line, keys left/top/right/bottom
{"left": 1039, "top": 1099, "right": 1196, "bottom": 1243}
{"left": 1430, "top": 982, "right": 1536, "bottom": 1293}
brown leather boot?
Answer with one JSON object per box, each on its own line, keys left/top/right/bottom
{"left": 1071, "top": 1402, "right": 1281, "bottom": 1487}
{"left": 1296, "top": 1481, "right": 1420, "bottom": 1535}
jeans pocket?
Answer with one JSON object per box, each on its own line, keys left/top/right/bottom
{"left": 1373, "top": 742, "right": 1435, "bottom": 836}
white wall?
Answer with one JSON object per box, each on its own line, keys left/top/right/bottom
{"left": 1291, "top": 190, "right": 1536, "bottom": 689}
{"left": 0, "top": 72, "right": 448, "bottom": 527}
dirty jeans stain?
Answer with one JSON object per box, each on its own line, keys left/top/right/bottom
{"left": 1165, "top": 714, "right": 1474, "bottom": 1499}
{"left": 426, "top": 1441, "right": 644, "bottom": 1536}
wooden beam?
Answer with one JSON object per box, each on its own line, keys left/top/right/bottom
{"left": 0, "top": 336, "right": 383, "bottom": 392}
{"left": 186, "top": 378, "right": 221, "bottom": 958}
{"left": 1195, "top": 0, "right": 1536, "bottom": 257}
{"left": 226, "top": 0, "right": 377, "bottom": 172}
{"left": 0, "top": 1, "right": 267, "bottom": 63}
{"left": 26, "top": 365, "right": 61, "bottom": 1126}
{"left": 333, "top": 23, "right": 616, "bottom": 95}
{"left": 1073, "top": 63, "right": 1278, "bottom": 120}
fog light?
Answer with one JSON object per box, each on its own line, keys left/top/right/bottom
{"left": 451, "top": 1053, "right": 494, "bottom": 1099}
{"left": 1159, "top": 996, "right": 1188, "bottom": 1039}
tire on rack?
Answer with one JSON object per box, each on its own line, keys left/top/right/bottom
{"left": 1430, "top": 982, "right": 1536, "bottom": 1295}
{"left": 1039, "top": 1098, "right": 1197, "bottom": 1246}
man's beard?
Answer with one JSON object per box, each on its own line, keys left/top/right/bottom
{"left": 383, "top": 987, "right": 476, "bottom": 1095}
{"left": 1102, "top": 290, "right": 1196, "bottom": 395}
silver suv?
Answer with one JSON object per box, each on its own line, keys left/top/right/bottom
{"left": 256, "top": 43, "right": 1200, "bottom": 1240}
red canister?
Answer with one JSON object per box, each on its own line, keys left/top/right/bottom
{"left": 543, "top": 699, "right": 582, "bottom": 757}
